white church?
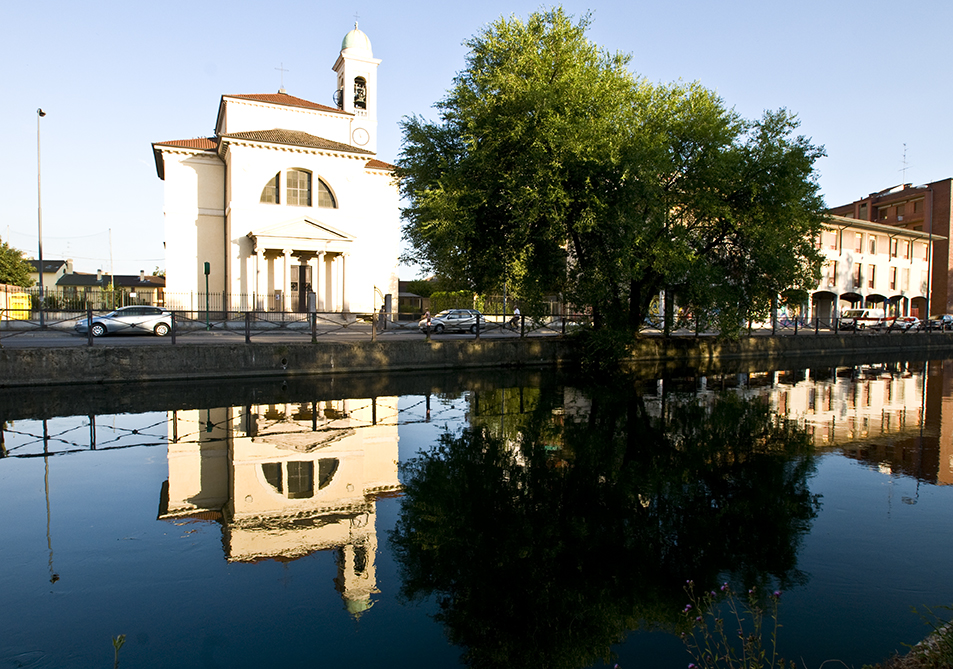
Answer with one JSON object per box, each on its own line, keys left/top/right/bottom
{"left": 152, "top": 24, "right": 399, "bottom": 315}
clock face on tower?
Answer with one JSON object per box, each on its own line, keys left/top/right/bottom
{"left": 352, "top": 127, "right": 370, "bottom": 146}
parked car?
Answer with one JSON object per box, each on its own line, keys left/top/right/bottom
{"left": 75, "top": 306, "right": 173, "bottom": 337}
{"left": 418, "top": 309, "right": 485, "bottom": 334}
{"left": 839, "top": 308, "right": 889, "bottom": 330}
{"left": 893, "top": 316, "right": 921, "bottom": 331}
{"left": 929, "top": 314, "right": 953, "bottom": 331}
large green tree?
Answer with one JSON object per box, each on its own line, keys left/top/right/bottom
{"left": 0, "top": 238, "right": 34, "bottom": 287}
{"left": 396, "top": 7, "right": 827, "bottom": 334}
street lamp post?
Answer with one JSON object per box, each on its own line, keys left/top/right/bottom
{"left": 37, "top": 108, "right": 46, "bottom": 329}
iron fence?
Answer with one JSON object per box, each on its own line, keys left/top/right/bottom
{"left": 3, "top": 302, "right": 950, "bottom": 346}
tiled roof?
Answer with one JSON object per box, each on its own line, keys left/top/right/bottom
{"left": 152, "top": 138, "right": 219, "bottom": 180}
{"left": 225, "top": 92, "right": 346, "bottom": 115}
{"left": 56, "top": 273, "right": 106, "bottom": 287}
{"left": 56, "top": 273, "right": 166, "bottom": 288}
{"left": 28, "top": 259, "right": 68, "bottom": 272}
{"left": 153, "top": 137, "right": 218, "bottom": 151}
{"left": 221, "top": 129, "right": 374, "bottom": 155}
{"left": 112, "top": 275, "right": 166, "bottom": 288}
{"left": 365, "top": 159, "right": 395, "bottom": 171}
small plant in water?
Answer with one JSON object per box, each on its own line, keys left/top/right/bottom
{"left": 112, "top": 634, "right": 126, "bottom": 669}
{"left": 680, "top": 580, "right": 791, "bottom": 669}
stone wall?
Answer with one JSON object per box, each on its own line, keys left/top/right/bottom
{"left": 3, "top": 333, "right": 953, "bottom": 388}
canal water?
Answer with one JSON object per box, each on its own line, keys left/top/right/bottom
{"left": 2, "top": 360, "right": 952, "bottom": 668}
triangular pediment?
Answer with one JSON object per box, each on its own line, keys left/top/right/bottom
{"left": 249, "top": 217, "right": 354, "bottom": 243}
{"left": 248, "top": 217, "right": 355, "bottom": 254}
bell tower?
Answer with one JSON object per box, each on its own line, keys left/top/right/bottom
{"left": 333, "top": 23, "right": 381, "bottom": 154}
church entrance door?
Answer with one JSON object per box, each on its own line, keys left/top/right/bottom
{"left": 292, "top": 265, "right": 313, "bottom": 312}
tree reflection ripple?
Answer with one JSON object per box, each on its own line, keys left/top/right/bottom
{"left": 392, "top": 384, "right": 821, "bottom": 668}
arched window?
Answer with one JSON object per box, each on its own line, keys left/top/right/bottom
{"left": 354, "top": 77, "right": 367, "bottom": 110}
{"left": 260, "top": 173, "right": 279, "bottom": 204}
{"left": 286, "top": 169, "right": 312, "bottom": 206}
{"left": 317, "top": 178, "right": 336, "bottom": 208}
{"left": 260, "top": 458, "right": 339, "bottom": 500}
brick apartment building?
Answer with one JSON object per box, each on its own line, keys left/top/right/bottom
{"left": 829, "top": 178, "right": 953, "bottom": 315}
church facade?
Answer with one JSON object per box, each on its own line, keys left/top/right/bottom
{"left": 152, "top": 25, "right": 399, "bottom": 315}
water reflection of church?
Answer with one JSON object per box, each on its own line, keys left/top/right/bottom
{"left": 157, "top": 397, "right": 400, "bottom": 616}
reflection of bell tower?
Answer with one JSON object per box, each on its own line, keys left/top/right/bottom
{"left": 334, "top": 512, "right": 379, "bottom": 617}
{"left": 332, "top": 22, "right": 381, "bottom": 154}
{"left": 159, "top": 398, "right": 400, "bottom": 617}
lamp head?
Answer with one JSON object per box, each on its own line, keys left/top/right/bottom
{"left": 37, "top": 108, "right": 46, "bottom": 117}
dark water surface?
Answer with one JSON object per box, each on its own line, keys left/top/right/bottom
{"left": 2, "top": 361, "right": 952, "bottom": 668}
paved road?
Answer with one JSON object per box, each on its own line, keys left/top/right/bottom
{"left": 3, "top": 321, "right": 934, "bottom": 348}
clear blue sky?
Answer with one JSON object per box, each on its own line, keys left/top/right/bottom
{"left": 3, "top": 0, "right": 951, "bottom": 277}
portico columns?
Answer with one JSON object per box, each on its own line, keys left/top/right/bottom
{"left": 315, "top": 251, "right": 326, "bottom": 312}
{"left": 256, "top": 248, "right": 265, "bottom": 311}
{"left": 307, "top": 255, "right": 319, "bottom": 310}
{"left": 283, "top": 249, "right": 293, "bottom": 312}
{"left": 341, "top": 253, "right": 349, "bottom": 313}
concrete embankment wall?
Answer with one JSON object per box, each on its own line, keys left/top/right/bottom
{"left": 3, "top": 333, "right": 953, "bottom": 387}
{"left": 624, "top": 331, "right": 953, "bottom": 366}
{"left": 0, "top": 339, "right": 574, "bottom": 387}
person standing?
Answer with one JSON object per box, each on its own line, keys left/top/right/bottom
{"left": 509, "top": 307, "right": 521, "bottom": 330}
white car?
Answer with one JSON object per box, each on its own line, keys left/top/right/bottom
{"left": 891, "top": 316, "right": 921, "bottom": 331}
{"left": 418, "top": 309, "right": 485, "bottom": 334}
{"left": 75, "top": 306, "right": 173, "bottom": 337}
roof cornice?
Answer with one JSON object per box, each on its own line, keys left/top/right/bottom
{"left": 215, "top": 93, "right": 350, "bottom": 135}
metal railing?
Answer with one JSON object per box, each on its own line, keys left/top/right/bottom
{"left": 3, "top": 304, "right": 950, "bottom": 346}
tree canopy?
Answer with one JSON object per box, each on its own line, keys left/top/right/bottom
{"left": 396, "top": 7, "right": 827, "bottom": 334}
{"left": 0, "top": 238, "right": 34, "bottom": 287}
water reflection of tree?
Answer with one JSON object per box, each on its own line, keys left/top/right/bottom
{"left": 391, "top": 384, "right": 821, "bottom": 668}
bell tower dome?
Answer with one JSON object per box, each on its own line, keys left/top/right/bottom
{"left": 333, "top": 23, "right": 381, "bottom": 154}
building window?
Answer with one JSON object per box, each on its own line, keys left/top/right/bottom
{"left": 855, "top": 233, "right": 863, "bottom": 253}
{"left": 890, "top": 239, "right": 898, "bottom": 258}
{"left": 868, "top": 265, "right": 876, "bottom": 289}
{"left": 317, "top": 458, "right": 339, "bottom": 490}
{"left": 317, "top": 178, "right": 337, "bottom": 208}
{"left": 286, "top": 461, "right": 314, "bottom": 499}
{"left": 828, "top": 230, "right": 838, "bottom": 250}
{"left": 869, "top": 236, "right": 877, "bottom": 255}
{"left": 260, "top": 173, "right": 279, "bottom": 204}
{"left": 913, "top": 200, "right": 921, "bottom": 214}
{"left": 825, "top": 260, "right": 837, "bottom": 288}
{"left": 879, "top": 206, "right": 889, "bottom": 220}
{"left": 903, "top": 240, "right": 910, "bottom": 259}
{"left": 287, "top": 169, "right": 312, "bottom": 206}
{"left": 890, "top": 267, "right": 897, "bottom": 290}
{"left": 859, "top": 203, "right": 868, "bottom": 220}
{"left": 853, "top": 264, "right": 862, "bottom": 289}
{"left": 897, "top": 203, "right": 905, "bottom": 218}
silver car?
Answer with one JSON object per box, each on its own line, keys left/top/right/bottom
{"left": 929, "top": 314, "right": 953, "bottom": 331}
{"left": 418, "top": 309, "right": 485, "bottom": 334}
{"left": 75, "top": 306, "right": 173, "bottom": 337}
